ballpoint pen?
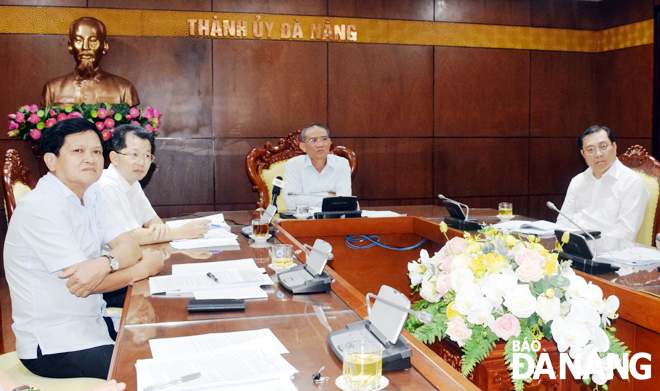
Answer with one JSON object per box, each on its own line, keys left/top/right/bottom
{"left": 207, "top": 272, "right": 220, "bottom": 283}
{"left": 143, "top": 372, "right": 201, "bottom": 391}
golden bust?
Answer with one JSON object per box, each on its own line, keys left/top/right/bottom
{"left": 41, "top": 17, "right": 140, "bottom": 107}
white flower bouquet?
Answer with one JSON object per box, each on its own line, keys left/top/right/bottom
{"left": 405, "top": 223, "right": 627, "bottom": 390}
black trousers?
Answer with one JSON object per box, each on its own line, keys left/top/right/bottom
{"left": 20, "top": 317, "right": 117, "bottom": 379}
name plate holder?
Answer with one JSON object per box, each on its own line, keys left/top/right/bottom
{"left": 328, "top": 286, "right": 422, "bottom": 372}
{"left": 278, "top": 239, "right": 334, "bottom": 294}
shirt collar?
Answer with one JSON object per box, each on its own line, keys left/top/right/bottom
{"left": 585, "top": 158, "right": 622, "bottom": 181}
{"left": 107, "top": 164, "right": 134, "bottom": 192}
{"left": 42, "top": 172, "right": 98, "bottom": 205}
{"left": 302, "top": 154, "right": 334, "bottom": 170}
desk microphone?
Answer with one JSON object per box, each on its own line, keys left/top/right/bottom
{"left": 546, "top": 201, "right": 598, "bottom": 260}
{"left": 287, "top": 192, "right": 327, "bottom": 197}
{"left": 438, "top": 194, "right": 470, "bottom": 219}
{"left": 259, "top": 205, "right": 281, "bottom": 224}
{"left": 271, "top": 176, "right": 285, "bottom": 207}
{"left": 366, "top": 293, "right": 433, "bottom": 324}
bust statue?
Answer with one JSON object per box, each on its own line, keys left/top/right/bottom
{"left": 41, "top": 17, "right": 140, "bottom": 107}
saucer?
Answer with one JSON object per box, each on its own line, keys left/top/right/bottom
{"left": 267, "top": 263, "right": 294, "bottom": 273}
{"left": 335, "top": 375, "right": 389, "bottom": 391}
{"left": 496, "top": 215, "right": 515, "bottom": 222}
{"left": 249, "top": 234, "right": 271, "bottom": 242}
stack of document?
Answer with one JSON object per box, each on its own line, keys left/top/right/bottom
{"left": 599, "top": 247, "right": 660, "bottom": 268}
{"left": 149, "top": 258, "right": 273, "bottom": 297}
{"left": 167, "top": 213, "right": 240, "bottom": 250}
{"left": 492, "top": 220, "right": 564, "bottom": 238}
{"left": 136, "top": 330, "right": 298, "bottom": 390}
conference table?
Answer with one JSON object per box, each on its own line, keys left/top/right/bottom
{"left": 110, "top": 206, "right": 660, "bottom": 391}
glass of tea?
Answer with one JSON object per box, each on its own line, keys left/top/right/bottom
{"left": 342, "top": 340, "right": 382, "bottom": 391}
{"left": 498, "top": 202, "right": 513, "bottom": 217}
{"left": 269, "top": 244, "right": 294, "bottom": 268}
{"left": 251, "top": 219, "right": 269, "bottom": 237}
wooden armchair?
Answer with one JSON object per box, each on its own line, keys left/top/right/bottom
{"left": 3, "top": 149, "right": 38, "bottom": 222}
{"left": 246, "top": 130, "right": 357, "bottom": 210}
{"left": 619, "top": 145, "right": 660, "bottom": 246}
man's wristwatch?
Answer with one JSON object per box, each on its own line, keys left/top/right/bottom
{"left": 102, "top": 254, "right": 119, "bottom": 273}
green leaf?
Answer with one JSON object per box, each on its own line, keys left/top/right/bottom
{"left": 460, "top": 325, "right": 497, "bottom": 376}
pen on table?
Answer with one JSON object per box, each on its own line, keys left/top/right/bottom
{"left": 208, "top": 223, "right": 224, "bottom": 229}
{"left": 143, "top": 372, "right": 201, "bottom": 391}
{"left": 207, "top": 272, "right": 219, "bottom": 283}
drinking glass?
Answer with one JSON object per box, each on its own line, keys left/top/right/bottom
{"left": 342, "top": 340, "right": 382, "bottom": 391}
{"left": 251, "top": 219, "right": 269, "bottom": 237}
{"left": 269, "top": 244, "right": 294, "bottom": 268}
{"left": 498, "top": 202, "right": 513, "bottom": 217}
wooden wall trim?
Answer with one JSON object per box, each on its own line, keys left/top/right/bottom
{"left": 0, "top": 5, "right": 652, "bottom": 52}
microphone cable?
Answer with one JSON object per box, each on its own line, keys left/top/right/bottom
{"left": 345, "top": 235, "right": 427, "bottom": 251}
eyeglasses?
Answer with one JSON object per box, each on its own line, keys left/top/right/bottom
{"left": 583, "top": 143, "right": 612, "bottom": 155}
{"left": 307, "top": 137, "right": 330, "bottom": 145}
{"left": 117, "top": 152, "right": 155, "bottom": 163}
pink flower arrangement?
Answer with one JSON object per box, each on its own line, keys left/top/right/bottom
{"left": 7, "top": 103, "right": 162, "bottom": 149}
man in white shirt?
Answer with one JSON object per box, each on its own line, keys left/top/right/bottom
{"left": 95, "top": 124, "right": 209, "bottom": 244}
{"left": 4, "top": 118, "right": 163, "bottom": 379}
{"left": 557, "top": 125, "right": 649, "bottom": 241}
{"left": 282, "top": 123, "right": 352, "bottom": 209}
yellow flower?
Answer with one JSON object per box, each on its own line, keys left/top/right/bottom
{"left": 533, "top": 243, "right": 549, "bottom": 257}
{"left": 466, "top": 242, "right": 482, "bottom": 253}
{"left": 485, "top": 253, "right": 508, "bottom": 274}
{"left": 543, "top": 256, "right": 558, "bottom": 276}
{"left": 447, "top": 301, "right": 464, "bottom": 320}
{"left": 527, "top": 234, "right": 537, "bottom": 242}
{"left": 505, "top": 235, "right": 517, "bottom": 247}
{"left": 545, "top": 288, "right": 555, "bottom": 299}
{"left": 439, "top": 221, "right": 448, "bottom": 233}
{"left": 561, "top": 231, "right": 570, "bottom": 244}
{"left": 8, "top": 130, "right": 19, "bottom": 137}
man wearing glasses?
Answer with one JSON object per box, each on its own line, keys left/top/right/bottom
{"left": 282, "top": 123, "right": 352, "bottom": 208}
{"left": 557, "top": 125, "right": 649, "bottom": 241}
{"left": 95, "top": 124, "right": 209, "bottom": 244}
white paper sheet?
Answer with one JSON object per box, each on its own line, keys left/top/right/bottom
{"left": 361, "top": 210, "right": 403, "bottom": 218}
{"left": 172, "top": 259, "right": 258, "bottom": 275}
{"left": 136, "top": 338, "right": 298, "bottom": 391}
{"left": 599, "top": 247, "right": 660, "bottom": 266}
{"left": 167, "top": 213, "right": 231, "bottom": 231}
{"left": 193, "top": 286, "right": 267, "bottom": 300}
{"left": 149, "top": 329, "right": 289, "bottom": 359}
{"left": 170, "top": 237, "right": 240, "bottom": 250}
{"left": 149, "top": 270, "right": 273, "bottom": 295}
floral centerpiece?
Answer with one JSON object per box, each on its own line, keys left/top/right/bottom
{"left": 7, "top": 103, "right": 161, "bottom": 150}
{"left": 405, "top": 223, "right": 628, "bottom": 391}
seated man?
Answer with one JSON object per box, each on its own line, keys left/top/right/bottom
{"left": 557, "top": 125, "right": 650, "bottom": 241}
{"left": 282, "top": 123, "right": 352, "bottom": 208}
{"left": 95, "top": 124, "right": 209, "bottom": 244}
{"left": 4, "top": 118, "right": 163, "bottom": 379}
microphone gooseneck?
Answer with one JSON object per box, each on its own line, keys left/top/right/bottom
{"left": 438, "top": 194, "right": 470, "bottom": 220}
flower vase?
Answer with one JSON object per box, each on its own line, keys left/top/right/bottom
{"left": 429, "top": 338, "right": 570, "bottom": 391}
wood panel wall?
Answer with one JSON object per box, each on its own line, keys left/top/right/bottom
{"left": 0, "top": 0, "right": 655, "bottom": 250}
